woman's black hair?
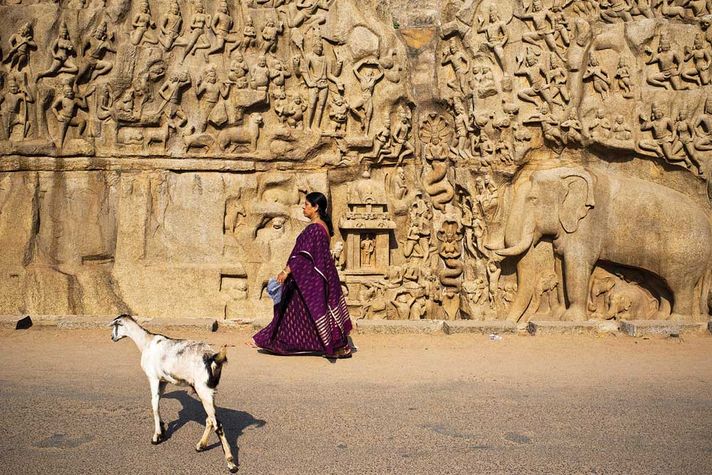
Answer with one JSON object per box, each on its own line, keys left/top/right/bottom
{"left": 306, "top": 191, "right": 334, "bottom": 236}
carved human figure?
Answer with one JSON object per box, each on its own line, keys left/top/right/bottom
{"left": 352, "top": 57, "right": 384, "bottom": 134}
{"left": 391, "top": 105, "right": 415, "bottom": 165}
{"left": 638, "top": 101, "right": 675, "bottom": 162}
{"left": 158, "top": 0, "right": 183, "bottom": 51}
{"left": 694, "top": 95, "right": 712, "bottom": 151}
{"left": 583, "top": 53, "right": 611, "bottom": 99}
{"left": 547, "top": 53, "right": 570, "bottom": 107}
{"left": 285, "top": 95, "right": 307, "bottom": 129}
{"left": 331, "top": 240, "right": 345, "bottom": 270}
{"left": 195, "top": 66, "right": 230, "bottom": 132}
{"left": 302, "top": 41, "right": 343, "bottom": 129}
{"left": 328, "top": 93, "right": 350, "bottom": 133}
{"left": 630, "top": 0, "right": 655, "bottom": 18}
{"left": 682, "top": 33, "right": 712, "bottom": 86}
{"left": 614, "top": 56, "right": 634, "bottom": 99}
{"left": 3, "top": 22, "right": 36, "bottom": 72}
{"left": 77, "top": 21, "right": 116, "bottom": 85}
{"left": 590, "top": 108, "right": 612, "bottom": 140}
{"left": 207, "top": 0, "right": 237, "bottom": 56}
{"left": 130, "top": 1, "right": 158, "bottom": 46}
{"left": 366, "top": 118, "right": 391, "bottom": 162}
{"left": 227, "top": 53, "right": 250, "bottom": 89}
{"left": 440, "top": 42, "right": 470, "bottom": 93}
{"left": 477, "top": 6, "right": 510, "bottom": 73}
{"left": 600, "top": 0, "right": 633, "bottom": 23}
{"left": 560, "top": 109, "right": 583, "bottom": 146}
{"left": 158, "top": 70, "right": 191, "bottom": 128}
{"left": 671, "top": 107, "right": 705, "bottom": 176}
{"left": 1, "top": 76, "right": 34, "bottom": 140}
{"left": 390, "top": 291, "right": 416, "bottom": 320}
{"left": 360, "top": 235, "right": 375, "bottom": 267}
{"left": 514, "top": 0, "right": 560, "bottom": 56}
{"left": 612, "top": 114, "right": 632, "bottom": 141}
{"left": 239, "top": 16, "right": 258, "bottom": 52}
{"left": 37, "top": 22, "right": 79, "bottom": 81}
{"left": 250, "top": 55, "right": 271, "bottom": 91}
{"left": 260, "top": 18, "right": 283, "bottom": 54}
{"left": 486, "top": 259, "right": 501, "bottom": 308}
{"left": 380, "top": 48, "right": 403, "bottom": 83}
{"left": 180, "top": 1, "right": 211, "bottom": 61}
{"left": 452, "top": 100, "right": 474, "bottom": 160}
{"left": 268, "top": 58, "right": 291, "bottom": 98}
{"left": 646, "top": 34, "right": 686, "bottom": 90}
{"left": 515, "top": 49, "right": 553, "bottom": 108}
{"left": 51, "top": 84, "right": 88, "bottom": 147}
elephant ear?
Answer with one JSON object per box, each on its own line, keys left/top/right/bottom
{"left": 559, "top": 172, "right": 595, "bottom": 234}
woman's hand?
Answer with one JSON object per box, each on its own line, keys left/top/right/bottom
{"left": 276, "top": 266, "right": 291, "bottom": 284}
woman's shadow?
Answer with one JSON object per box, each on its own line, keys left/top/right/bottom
{"left": 163, "top": 390, "right": 266, "bottom": 465}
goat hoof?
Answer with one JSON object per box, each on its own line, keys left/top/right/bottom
{"left": 195, "top": 443, "right": 205, "bottom": 452}
{"left": 151, "top": 435, "right": 164, "bottom": 445}
{"left": 228, "top": 462, "right": 239, "bottom": 473}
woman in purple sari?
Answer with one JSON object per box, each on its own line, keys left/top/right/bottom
{"left": 252, "top": 192, "right": 353, "bottom": 358}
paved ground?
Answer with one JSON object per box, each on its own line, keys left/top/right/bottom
{"left": 0, "top": 327, "right": 711, "bottom": 474}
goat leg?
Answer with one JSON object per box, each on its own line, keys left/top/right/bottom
{"left": 197, "top": 388, "right": 238, "bottom": 472}
{"left": 195, "top": 418, "right": 213, "bottom": 452}
{"left": 149, "top": 379, "right": 166, "bottom": 445}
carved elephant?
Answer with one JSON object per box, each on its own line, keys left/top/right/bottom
{"left": 488, "top": 166, "right": 712, "bottom": 322}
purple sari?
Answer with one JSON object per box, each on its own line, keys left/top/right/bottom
{"left": 253, "top": 223, "right": 352, "bottom": 356}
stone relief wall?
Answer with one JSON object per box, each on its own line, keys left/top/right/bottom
{"left": 0, "top": 0, "right": 711, "bottom": 322}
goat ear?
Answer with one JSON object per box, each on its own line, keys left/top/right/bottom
{"left": 214, "top": 345, "right": 228, "bottom": 364}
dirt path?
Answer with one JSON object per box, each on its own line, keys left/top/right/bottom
{"left": 1, "top": 328, "right": 710, "bottom": 474}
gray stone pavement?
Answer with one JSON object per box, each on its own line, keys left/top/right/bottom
{"left": 0, "top": 327, "right": 711, "bottom": 474}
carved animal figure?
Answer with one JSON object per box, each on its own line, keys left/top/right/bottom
{"left": 488, "top": 166, "right": 712, "bottom": 322}
{"left": 181, "top": 126, "right": 214, "bottom": 152}
{"left": 144, "top": 121, "right": 175, "bottom": 151}
{"left": 591, "top": 275, "right": 659, "bottom": 320}
{"left": 217, "top": 113, "right": 263, "bottom": 152}
{"left": 110, "top": 315, "right": 237, "bottom": 473}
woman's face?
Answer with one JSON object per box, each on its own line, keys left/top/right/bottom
{"left": 303, "top": 200, "right": 318, "bottom": 220}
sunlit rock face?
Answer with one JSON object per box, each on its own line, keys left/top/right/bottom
{"left": 0, "top": 0, "right": 711, "bottom": 323}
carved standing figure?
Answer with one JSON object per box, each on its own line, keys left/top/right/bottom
{"left": 1, "top": 76, "right": 34, "bottom": 140}
{"left": 3, "top": 22, "right": 36, "bottom": 72}
{"left": 302, "top": 41, "right": 343, "bottom": 129}
{"left": 51, "top": 84, "right": 88, "bottom": 147}
{"left": 352, "top": 57, "right": 384, "bottom": 134}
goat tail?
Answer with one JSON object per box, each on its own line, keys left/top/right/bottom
{"left": 205, "top": 345, "right": 228, "bottom": 389}
{"left": 214, "top": 345, "right": 228, "bottom": 365}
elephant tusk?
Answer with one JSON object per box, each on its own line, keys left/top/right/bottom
{"left": 494, "top": 231, "right": 534, "bottom": 257}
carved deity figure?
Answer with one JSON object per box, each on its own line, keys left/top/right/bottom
{"left": 367, "top": 118, "right": 391, "bottom": 162}
{"left": 600, "top": 0, "right": 633, "bottom": 23}
{"left": 3, "top": 22, "right": 36, "bottom": 72}
{"left": 328, "top": 93, "right": 350, "bottom": 133}
{"left": 51, "top": 84, "right": 88, "bottom": 147}
{"left": 158, "top": 0, "right": 183, "bottom": 51}
{"left": 261, "top": 18, "right": 283, "bottom": 54}
{"left": 477, "top": 6, "right": 510, "bottom": 73}
{"left": 638, "top": 101, "right": 675, "bottom": 162}
{"left": 546, "top": 54, "right": 570, "bottom": 107}
{"left": 250, "top": 55, "right": 271, "bottom": 91}
{"left": 390, "top": 105, "right": 415, "bottom": 165}
{"left": 682, "top": 33, "right": 712, "bottom": 86}
{"left": 227, "top": 53, "right": 250, "bottom": 89}
{"left": 646, "top": 34, "right": 687, "bottom": 90}
{"left": 515, "top": 48, "right": 553, "bottom": 108}
{"left": 37, "top": 22, "right": 78, "bottom": 81}
{"left": 130, "top": 1, "right": 158, "bottom": 46}
{"left": 285, "top": 95, "right": 307, "bottom": 129}
{"left": 615, "top": 56, "right": 634, "bottom": 99}
{"left": 195, "top": 66, "right": 230, "bottom": 131}
{"left": 583, "top": 53, "right": 611, "bottom": 99}
{"left": 514, "top": 0, "right": 560, "bottom": 57}
{"left": 1, "top": 76, "right": 34, "bottom": 140}
{"left": 158, "top": 70, "right": 191, "bottom": 127}
{"left": 612, "top": 115, "right": 632, "bottom": 141}
{"left": 694, "top": 95, "right": 712, "bottom": 151}
{"left": 302, "top": 41, "right": 343, "bottom": 129}
{"left": 360, "top": 235, "right": 375, "bottom": 267}
{"left": 390, "top": 291, "right": 416, "bottom": 320}
{"left": 77, "top": 21, "right": 116, "bottom": 85}
{"left": 239, "top": 16, "right": 258, "bottom": 52}
{"left": 440, "top": 42, "right": 470, "bottom": 93}
{"left": 180, "top": 1, "right": 211, "bottom": 61}
{"left": 590, "top": 108, "right": 612, "bottom": 140}
{"left": 671, "top": 107, "right": 705, "bottom": 176}
{"left": 208, "top": 0, "right": 237, "bottom": 56}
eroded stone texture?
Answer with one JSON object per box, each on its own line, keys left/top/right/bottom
{"left": 0, "top": 0, "right": 711, "bottom": 322}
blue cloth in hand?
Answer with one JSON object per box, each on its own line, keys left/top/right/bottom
{"left": 266, "top": 278, "right": 283, "bottom": 305}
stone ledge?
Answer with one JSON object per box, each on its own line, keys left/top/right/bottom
{"left": 353, "top": 319, "right": 447, "bottom": 334}
{"left": 143, "top": 318, "right": 219, "bottom": 332}
{"left": 444, "top": 320, "right": 519, "bottom": 335}
{"left": 619, "top": 320, "right": 708, "bottom": 337}
{"left": 527, "top": 320, "right": 620, "bottom": 336}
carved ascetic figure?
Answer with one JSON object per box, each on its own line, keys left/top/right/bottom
{"left": 440, "top": 42, "right": 470, "bottom": 93}
{"left": 488, "top": 166, "right": 712, "bottom": 322}
{"left": 37, "top": 22, "right": 78, "bottom": 81}
{"left": 3, "top": 22, "right": 36, "bottom": 72}
{"left": 352, "top": 57, "right": 384, "bottom": 134}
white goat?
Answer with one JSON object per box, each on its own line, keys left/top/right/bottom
{"left": 110, "top": 314, "right": 237, "bottom": 473}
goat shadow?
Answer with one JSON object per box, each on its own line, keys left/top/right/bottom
{"left": 163, "top": 390, "right": 266, "bottom": 463}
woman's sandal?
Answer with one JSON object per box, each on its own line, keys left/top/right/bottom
{"left": 325, "top": 346, "right": 352, "bottom": 359}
